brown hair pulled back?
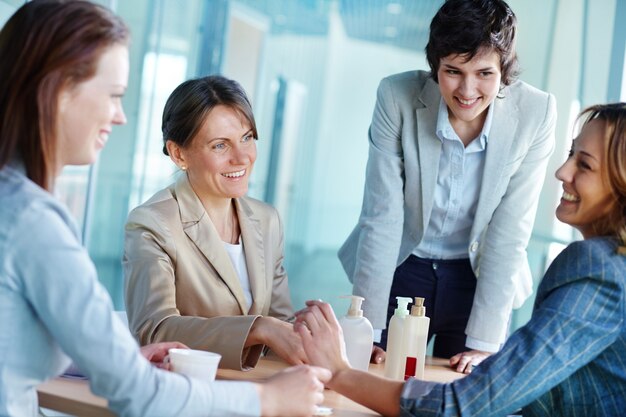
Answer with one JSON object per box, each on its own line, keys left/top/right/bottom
{"left": 0, "top": 0, "right": 129, "bottom": 190}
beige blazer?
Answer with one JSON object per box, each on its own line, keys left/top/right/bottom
{"left": 123, "top": 174, "right": 293, "bottom": 370}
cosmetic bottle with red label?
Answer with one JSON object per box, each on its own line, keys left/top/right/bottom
{"left": 384, "top": 296, "right": 412, "bottom": 380}
{"left": 402, "top": 297, "right": 430, "bottom": 380}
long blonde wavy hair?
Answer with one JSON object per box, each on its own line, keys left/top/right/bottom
{"left": 577, "top": 103, "right": 626, "bottom": 254}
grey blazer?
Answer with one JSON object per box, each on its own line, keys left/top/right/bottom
{"left": 339, "top": 70, "right": 556, "bottom": 345}
{"left": 123, "top": 174, "right": 293, "bottom": 370}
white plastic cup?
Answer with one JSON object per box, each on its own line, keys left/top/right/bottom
{"left": 168, "top": 348, "right": 222, "bottom": 382}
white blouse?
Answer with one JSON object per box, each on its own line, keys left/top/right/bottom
{"left": 223, "top": 239, "right": 253, "bottom": 311}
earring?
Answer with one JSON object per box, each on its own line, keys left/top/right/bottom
{"left": 181, "top": 165, "right": 187, "bottom": 171}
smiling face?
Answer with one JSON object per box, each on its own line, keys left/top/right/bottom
{"left": 555, "top": 118, "right": 617, "bottom": 238}
{"left": 56, "top": 43, "right": 128, "bottom": 171}
{"left": 437, "top": 49, "right": 502, "bottom": 137}
{"left": 169, "top": 104, "right": 257, "bottom": 206}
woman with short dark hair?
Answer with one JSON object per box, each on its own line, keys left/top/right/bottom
{"left": 339, "top": 0, "right": 557, "bottom": 371}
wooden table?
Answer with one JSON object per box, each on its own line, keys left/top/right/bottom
{"left": 37, "top": 357, "right": 463, "bottom": 416}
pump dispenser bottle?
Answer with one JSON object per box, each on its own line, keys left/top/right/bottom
{"left": 402, "top": 297, "right": 430, "bottom": 380}
{"left": 384, "top": 296, "right": 412, "bottom": 379}
{"left": 338, "top": 295, "right": 373, "bottom": 371}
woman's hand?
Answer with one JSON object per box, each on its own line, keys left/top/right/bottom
{"left": 139, "top": 341, "right": 188, "bottom": 370}
{"left": 294, "top": 300, "right": 351, "bottom": 375}
{"left": 449, "top": 349, "right": 492, "bottom": 374}
{"left": 257, "top": 365, "right": 331, "bottom": 417}
{"left": 248, "top": 316, "right": 308, "bottom": 365}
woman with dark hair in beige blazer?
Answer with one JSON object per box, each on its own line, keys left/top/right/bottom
{"left": 124, "top": 75, "right": 306, "bottom": 370}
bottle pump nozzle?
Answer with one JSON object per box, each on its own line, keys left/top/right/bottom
{"left": 395, "top": 296, "right": 412, "bottom": 317}
{"left": 411, "top": 297, "right": 426, "bottom": 317}
{"left": 341, "top": 295, "right": 365, "bottom": 317}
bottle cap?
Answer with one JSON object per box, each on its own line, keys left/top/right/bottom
{"left": 341, "top": 295, "right": 365, "bottom": 317}
{"left": 394, "top": 296, "right": 412, "bottom": 317}
{"left": 411, "top": 297, "right": 426, "bottom": 317}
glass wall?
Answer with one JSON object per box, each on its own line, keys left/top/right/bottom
{"left": 0, "top": 1, "right": 16, "bottom": 25}
{"left": 97, "top": 0, "right": 624, "bottom": 323}
{"left": 4, "top": 0, "right": 622, "bottom": 332}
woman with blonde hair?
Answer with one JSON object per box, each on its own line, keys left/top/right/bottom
{"left": 296, "top": 103, "right": 626, "bottom": 416}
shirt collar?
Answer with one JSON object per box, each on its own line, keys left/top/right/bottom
{"left": 436, "top": 97, "right": 494, "bottom": 149}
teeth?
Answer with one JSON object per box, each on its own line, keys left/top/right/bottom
{"left": 458, "top": 97, "right": 477, "bottom": 105}
{"left": 562, "top": 191, "right": 579, "bottom": 202}
{"left": 222, "top": 169, "right": 245, "bottom": 178}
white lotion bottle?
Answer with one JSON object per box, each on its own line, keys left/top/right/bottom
{"left": 338, "top": 295, "right": 373, "bottom": 371}
{"left": 402, "top": 297, "right": 430, "bottom": 380}
{"left": 384, "top": 296, "right": 412, "bottom": 380}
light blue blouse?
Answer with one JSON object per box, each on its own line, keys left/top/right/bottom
{"left": 0, "top": 162, "right": 260, "bottom": 417}
{"left": 413, "top": 97, "right": 492, "bottom": 260}
{"left": 411, "top": 97, "right": 500, "bottom": 353}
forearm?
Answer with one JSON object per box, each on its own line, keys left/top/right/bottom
{"left": 329, "top": 369, "right": 404, "bottom": 417}
{"left": 155, "top": 314, "right": 262, "bottom": 369}
{"left": 344, "top": 77, "right": 407, "bottom": 329}
{"left": 467, "top": 128, "right": 555, "bottom": 343}
{"left": 350, "top": 148, "right": 406, "bottom": 328}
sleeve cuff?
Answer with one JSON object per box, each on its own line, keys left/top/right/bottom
{"left": 401, "top": 378, "right": 439, "bottom": 401}
{"left": 373, "top": 329, "right": 382, "bottom": 343}
{"left": 465, "top": 336, "right": 500, "bottom": 353}
{"left": 206, "top": 380, "right": 261, "bottom": 417}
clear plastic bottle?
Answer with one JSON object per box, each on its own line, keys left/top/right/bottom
{"left": 338, "top": 295, "right": 373, "bottom": 371}
{"left": 384, "top": 296, "right": 412, "bottom": 380}
{"left": 402, "top": 297, "right": 430, "bottom": 380}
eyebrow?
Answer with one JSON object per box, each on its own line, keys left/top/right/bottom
{"left": 441, "top": 63, "right": 496, "bottom": 72}
{"left": 578, "top": 150, "right": 598, "bottom": 162}
{"left": 208, "top": 129, "right": 253, "bottom": 143}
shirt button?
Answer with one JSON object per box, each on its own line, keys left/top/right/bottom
{"left": 470, "top": 242, "right": 479, "bottom": 252}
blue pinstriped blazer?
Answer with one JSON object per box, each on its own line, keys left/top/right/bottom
{"left": 400, "top": 237, "right": 626, "bottom": 416}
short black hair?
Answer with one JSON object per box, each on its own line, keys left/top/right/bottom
{"left": 425, "top": 0, "right": 518, "bottom": 85}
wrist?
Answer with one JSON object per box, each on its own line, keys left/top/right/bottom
{"left": 326, "top": 363, "right": 351, "bottom": 390}
{"left": 255, "top": 382, "right": 275, "bottom": 417}
{"left": 248, "top": 316, "right": 273, "bottom": 347}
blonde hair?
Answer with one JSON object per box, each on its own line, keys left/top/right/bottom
{"left": 577, "top": 103, "right": 626, "bottom": 254}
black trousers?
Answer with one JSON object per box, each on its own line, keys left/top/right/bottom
{"left": 379, "top": 255, "right": 477, "bottom": 359}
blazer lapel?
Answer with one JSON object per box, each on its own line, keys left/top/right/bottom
{"left": 236, "top": 198, "right": 266, "bottom": 315}
{"left": 416, "top": 78, "right": 443, "bottom": 232}
{"left": 175, "top": 175, "right": 248, "bottom": 314}
{"left": 472, "top": 93, "right": 520, "bottom": 235}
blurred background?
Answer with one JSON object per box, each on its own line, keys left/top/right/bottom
{"left": 2, "top": 0, "right": 624, "bottom": 332}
